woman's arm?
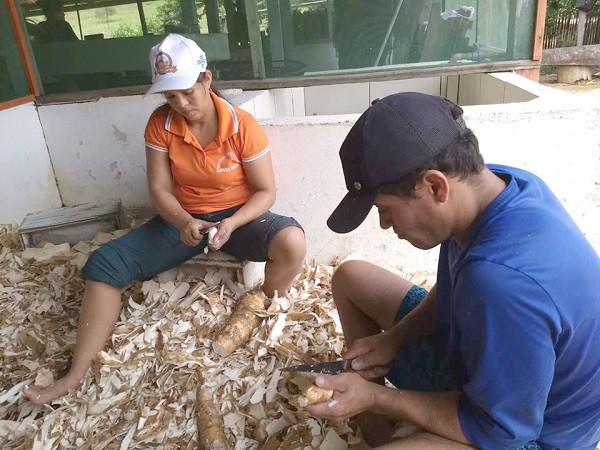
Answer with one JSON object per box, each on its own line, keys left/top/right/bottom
{"left": 209, "top": 152, "right": 276, "bottom": 249}
{"left": 146, "top": 147, "right": 212, "bottom": 245}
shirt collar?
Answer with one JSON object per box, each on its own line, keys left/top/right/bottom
{"left": 212, "top": 92, "right": 239, "bottom": 141}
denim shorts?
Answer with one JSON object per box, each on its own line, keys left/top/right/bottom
{"left": 81, "top": 205, "right": 302, "bottom": 288}
{"left": 388, "top": 285, "right": 543, "bottom": 450}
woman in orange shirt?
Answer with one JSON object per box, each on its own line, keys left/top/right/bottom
{"left": 24, "top": 34, "right": 306, "bottom": 405}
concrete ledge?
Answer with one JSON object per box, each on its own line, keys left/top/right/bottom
{"left": 556, "top": 65, "right": 593, "bottom": 83}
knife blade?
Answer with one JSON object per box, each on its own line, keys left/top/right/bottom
{"left": 280, "top": 359, "right": 350, "bottom": 375}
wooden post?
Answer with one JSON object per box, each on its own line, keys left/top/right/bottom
{"left": 267, "top": 0, "right": 285, "bottom": 61}
{"left": 506, "top": 0, "right": 517, "bottom": 59}
{"left": 577, "top": 10, "right": 587, "bottom": 47}
{"left": 5, "top": 0, "right": 40, "bottom": 96}
{"left": 280, "top": 0, "right": 294, "bottom": 56}
{"left": 243, "top": 0, "right": 266, "bottom": 79}
{"left": 136, "top": 0, "right": 148, "bottom": 35}
{"left": 180, "top": 0, "right": 199, "bottom": 33}
{"left": 532, "top": 0, "right": 547, "bottom": 61}
{"left": 205, "top": 0, "right": 220, "bottom": 33}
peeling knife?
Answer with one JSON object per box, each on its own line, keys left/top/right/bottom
{"left": 280, "top": 359, "right": 351, "bottom": 375}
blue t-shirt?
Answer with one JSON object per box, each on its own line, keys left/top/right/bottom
{"left": 436, "top": 165, "right": 600, "bottom": 449}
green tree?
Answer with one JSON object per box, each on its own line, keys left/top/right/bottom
{"left": 547, "top": 0, "right": 600, "bottom": 15}
{"left": 156, "top": 0, "right": 183, "bottom": 27}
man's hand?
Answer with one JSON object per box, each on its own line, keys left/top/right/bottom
{"left": 305, "top": 373, "right": 378, "bottom": 423}
{"left": 344, "top": 331, "right": 400, "bottom": 379}
{"left": 207, "top": 218, "right": 237, "bottom": 251}
{"left": 180, "top": 218, "right": 215, "bottom": 247}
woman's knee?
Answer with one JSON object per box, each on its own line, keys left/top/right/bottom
{"left": 268, "top": 226, "right": 306, "bottom": 264}
{"left": 82, "top": 245, "right": 134, "bottom": 288}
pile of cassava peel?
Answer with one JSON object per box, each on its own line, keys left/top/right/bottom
{"left": 0, "top": 223, "right": 433, "bottom": 449}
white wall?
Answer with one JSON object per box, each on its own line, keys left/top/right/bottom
{"left": 232, "top": 73, "right": 562, "bottom": 118}
{"left": 260, "top": 100, "right": 600, "bottom": 275}
{"left": 0, "top": 103, "right": 61, "bottom": 223}
{"left": 37, "top": 95, "right": 163, "bottom": 208}
{"left": 3, "top": 80, "right": 598, "bottom": 277}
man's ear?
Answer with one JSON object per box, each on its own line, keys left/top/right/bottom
{"left": 420, "top": 170, "right": 450, "bottom": 203}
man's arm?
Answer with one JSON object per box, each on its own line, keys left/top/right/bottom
{"left": 307, "top": 374, "right": 470, "bottom": 445}
{"left": 372, "top": 385, "right": 469, "bottom": 444}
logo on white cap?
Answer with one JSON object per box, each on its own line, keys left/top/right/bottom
{"left": 154, "top": 52, "right": 177, "bottom": 75}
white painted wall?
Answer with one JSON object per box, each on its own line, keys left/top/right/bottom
{"left": 37, "top": 95, "right": 163, "bottom": 208}
{"left": 261, "top": 99, "right": 600, "bottom": 275}
{"left": 0, "top": 102, "right": 61, "bottom": 223}
{"left": 3, "top": 77, "right": 598, "bottom": 278}
{"left": 233, "top": 73, "right": 562, "bottom": 118}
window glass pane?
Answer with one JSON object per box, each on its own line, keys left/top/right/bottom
{"left": 19, "top": 0, "right": 537, "bottom": 94}
{"left": 274, "top": 0, "right": 536, "bottom": 73}
{"left": 22, "top": 0, "right": 228, "bottom": 94}
{"left": 219, "top": 0, "right": 537, "bottom": 78}
{"left": 0, "top": 3, "right": 30, "bottom": 102}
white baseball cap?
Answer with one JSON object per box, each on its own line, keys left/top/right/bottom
{"left": 146, "top": 34, "right": 208, "bottom": 95}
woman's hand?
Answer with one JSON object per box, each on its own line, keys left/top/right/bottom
{"left": 207, "top": 218, "right": 237, "bottom": 251}
{"left": 305, "top": 373, "right": 378, "bottom": 423}
{"left": 344, "top": 331, "right": 402, "bottom": 379}
{"left": 180, "top": 218, "right": 215, "bottom": 247}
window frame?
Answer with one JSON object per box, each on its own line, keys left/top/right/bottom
{"left": 14, "top": 0, "right": 547, "bottom": 106}
{"left": 0, "top": 0, "right": 39, "bottom": 111}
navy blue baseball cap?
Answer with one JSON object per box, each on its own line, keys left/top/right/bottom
{"left": 327, "top": 92, "right": 467, "bottom": 234}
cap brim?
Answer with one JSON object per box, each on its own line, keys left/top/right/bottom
{"left": 327, "top": 190, "right": 377, "bottom": 234}
{"left": 144, "top": 68, "right": 204, "bottom": 96}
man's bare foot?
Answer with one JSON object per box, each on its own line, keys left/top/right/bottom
{"left": 355, "top": 411, "right": 394, "bottom": 447}
{"left": 22, "top": 375, "right": 83, "bottom": 405}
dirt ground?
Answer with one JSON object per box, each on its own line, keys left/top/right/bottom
{"left": 539, "top": 68, "right": 600, "bottom": 99}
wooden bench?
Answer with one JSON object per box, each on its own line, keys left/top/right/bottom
{"left": 18, "top": 200, "right": 263, "bottom": 289}
{"left": 18, "top": 199, "right": 127, "bottom": 249}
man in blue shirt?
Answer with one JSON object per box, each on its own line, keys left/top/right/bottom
{"left": 307, "top": 92, "right": 600, "bottom": 449}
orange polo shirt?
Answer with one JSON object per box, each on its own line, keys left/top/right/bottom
{"left": 144, "top": 93, "right": 270, "bottom": 214}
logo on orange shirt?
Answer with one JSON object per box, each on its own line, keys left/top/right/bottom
{"left": 155, "top": 52, "right": 177, "bottom": 75}
{"left": 216, "top": 152, "right": 241, "bottom": 173}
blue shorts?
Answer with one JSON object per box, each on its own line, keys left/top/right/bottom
{"left": 81, "top": 205, "right": 302, "bottom": 288}
{"left": 389, "top": 285, "right": 543, "bottom": 450}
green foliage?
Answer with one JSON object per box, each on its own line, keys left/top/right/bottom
{"left": 292, "top": 4, "right": 329, "bottom": 43}
{"left": 540, "top": 65, "right": 557, "bottom": 75}
{"left": 547, "top": 0, "right": 600, "bottom": 15}
{"left": 112, "top": 23, "right": 139, "bottom": 38}
{"left": 155, "top": 0, "right": 183, "bottom": 26}
{"left": 111, "top": 0, "right": 183, "bottom": 37}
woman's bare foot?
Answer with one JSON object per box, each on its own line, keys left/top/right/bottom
{"left": 22, "top": 374, "right": 83, "bottom": 405}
